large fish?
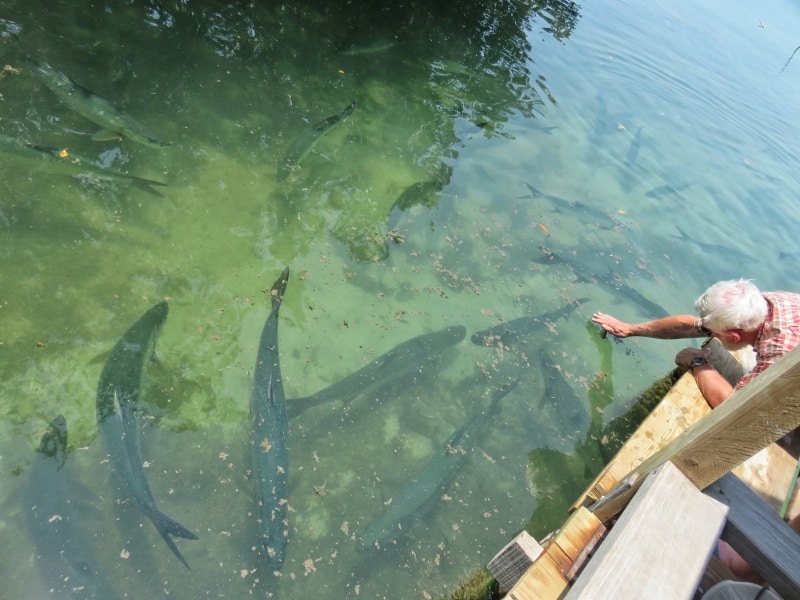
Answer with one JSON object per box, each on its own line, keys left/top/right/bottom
{"left": 357, "top": 380, "right": 518, "bottom": 550}
{"left": 643, "top": 182, "right": 691, "bottom": 199}
{"left": 96, "top": 301, "right": 197, "bottom": 569}
{"left": 521, "top": 183, "right": 624, "bottom": 230}
{"left": 339, "top": 38, "right": 400, "bottom": 56}
{"left": 0, "top": 133, "right": 167, "bottom": 196}
{"left": 277, "top": 101, "right": 356, "bottom": 181}
{"left": 288, "top": 325, "right": 466, "bottom": 420}
{"left": 31, "top": 61, "right": 169, "bottom": 147}
{"left": 387, "top": 162, "right": 453, "bottom": 229}
{"left": 625, "top": 126, "right": 643, "bottom": 167}
{"left": 26, "top": 415, "right": 117, "bottom": 599}
{"left": 538, "top": 349, "right": 590, "bottom": 446}
{"left": 534, "top": 246, "right": 669, "bottom": 318}
{"left": 671, "top": 225, "right": 754, "bottom": 262}
{"left": 249, "top": 267, "right": 291, "bottom": 572}
{"left": 471, "top": 299, "right": 589, "bottom": 349}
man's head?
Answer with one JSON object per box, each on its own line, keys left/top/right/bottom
{"left": 695, "top": 279, "right": 767, "bottom": 350}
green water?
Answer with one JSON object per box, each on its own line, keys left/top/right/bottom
{"left": 1, "top": 0, "right": 799, "bottom": 597}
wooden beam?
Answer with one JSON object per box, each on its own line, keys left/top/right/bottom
{"left": 565, "top": 462, "right": 728, "bottom": 599}
{"left": 592, "top": 345, "right": 800, "bottom": 523}
{"left": 573, "top": 370, "right": 710, "bottom": 510}
{"left": 704, "top": 473, "right": 800, "bottom": 600}
{"left": 505, "top": 508, "right": 605, "bottom": 600}
{"left": 572, "top": 339, "right": 746, "bottom": 511}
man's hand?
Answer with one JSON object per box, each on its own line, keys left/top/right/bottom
{"left": 592, "top": 312, "right": 634, "bottom": 338}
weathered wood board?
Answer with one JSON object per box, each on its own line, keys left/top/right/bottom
{"left": 573, "top": 340, "right": 749, "bottom": 511}
{"left": 565, "top": 462, "right": 728, "bottom": 599}
{"left": 593, "top": 344, "right": 800, "bottom": 523}
{"left": 704, "top": 473, "right": 800, "bottom": 600}
{"left": 506, "top": 508, "right": 604, "bottom": 600}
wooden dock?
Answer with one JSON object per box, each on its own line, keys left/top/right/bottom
{"left": 489, "top": 341, "right": 800, "bottom": 599}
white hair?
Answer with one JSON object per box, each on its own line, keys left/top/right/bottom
{"left": 695, "top": 279, "right": 768, "bottom": 332}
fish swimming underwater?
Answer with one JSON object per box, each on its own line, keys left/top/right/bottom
{"left": 538, "top": 349, "right": 590, "bottom": 447}
{"left": 339, "top": 38, "right": 400, "bottom": 55}
{"left": 249, "top": 267, "right": 291, "bottom": 572}
{"left": 533, "top": 245, "right": 669, "bottom": 318}
{"left": 288, "top": 324, "right": 466, "bottom": 420}
{"left": 26, "top": 415, "right": 117, "bottom": 598}
{"left": 671, "top": 225, "right": 754, "bottom": 263}
{"left": 625, "top": 126, "right": 643, "bottom": 167}
{"left": 96, "top": 301, "right": 197, "bottom": 569}
{"left": 643, "top": 182, "right": 691, "bottom": 199}
{"left": 277, "top": 101, "right": 356, "bottom": 181}
{"left": 471, "top": 299, "right": 589, "bottom": 349}
{"left": 521, "top": 183, "right": 624, "bottom": 230}
{"left": 0, "top": 133, "right": 167, "bottom": 196}
{"left": 357, "top": 380, "right": 519, "bottom": 550}
{"left": 31, "top": 60, "right": 169, "bottom": 147}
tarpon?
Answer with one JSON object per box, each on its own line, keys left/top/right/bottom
{"left": 671, "top": 225, "right": 754, "bottom": 262}
{"left": 0, "top": 133, "right": 167, "bottom": 196}
{"left": 643, "top": 182, "right": 691, "bottom": 199}
{"left": 26, "top": 415, "right": 117, "bottom": 598}
{"left": 533, "top": 246, "right": 669, "bottom": 318}
{"left": 250, "top": 267, "right": 291, "bottom": 572}
{"left": 538, "top": 349, "right": 590, "bottom": 446}
{"left": 339, "top": 38, "right": 400, "bottom": 56}
{"left": 277, "top": 101, "right": 356, "bottom": 181}
{"left": 96, "top": 301, "right": 197, "bottom": 569}
{"left": 521, "top": 183, "right": 624, "bottom": 230}
{"left": 31, "top": 60, "right": 169, "bottom": 147}
{"left": 625, "top": 126, "right": 643, "bottom": 167}
{"left": 471, "top": 299, "right": 588, "bottom": 349}
{"left": 288, "top": 325, "right": 466, "bottom": 420}
{"left": 357, "top": 380, "right": 518, "bottom": 550}
{"left": 387, "top": 162, "right": 452, "bottom": 229}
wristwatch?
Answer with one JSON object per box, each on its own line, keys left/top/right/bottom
{"left": 690, "top": 356, "right": 708, "bottom": 369}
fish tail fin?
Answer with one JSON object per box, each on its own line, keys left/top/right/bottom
{"left": 145, "top": 506, "right": 199, "bottom": 569}
{"left": 524, "top": 183, "right": 543, "bottom": 198}
{"left": 154, "top": 523, "right": 192, "bottom": 570}
{"left": 268, "top": 267, "right": 290, "bottom": 309}
{"left": 672, "top": 225, "right": 690, "bottom": 241}
{"left": 125, "top": 175, "right": 168, "bottom": 198}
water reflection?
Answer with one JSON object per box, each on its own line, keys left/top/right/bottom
{"left": 2, "top": 0, "right": 578, "bottom": 263}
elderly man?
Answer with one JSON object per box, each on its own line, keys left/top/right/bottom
{"left": 592, "top": 279, "right": 800, "bottom": 580}
{"left": 592, "top": 279, "right": 800, "bottom": 409}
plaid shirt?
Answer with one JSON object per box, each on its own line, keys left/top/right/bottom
{"left": 735, "top": 291, "right": 800, "bottom": 389}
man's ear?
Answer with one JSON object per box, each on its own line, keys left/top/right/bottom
{"left": 725, "top": 329, "right": 744, "bottom": 344}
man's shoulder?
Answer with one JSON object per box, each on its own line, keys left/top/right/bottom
{"left": 764, "top": 290, "right": 800, "bottom": 306}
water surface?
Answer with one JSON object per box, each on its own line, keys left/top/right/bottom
{"left": 1, "top": 0, "right": 799, "bottom": 597}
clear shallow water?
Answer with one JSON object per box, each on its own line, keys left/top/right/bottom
{"left": 1, "top": 0, "right": 799, "bottom": 597}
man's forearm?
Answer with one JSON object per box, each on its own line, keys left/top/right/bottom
{"left": 630, "top": 315, "right": 705, "bottom": 339}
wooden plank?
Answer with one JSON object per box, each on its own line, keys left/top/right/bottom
{"left": 733, "top": 444, "right": 800, "bottom": 518}
{"left": 573, "top": 340, "right": 748, "bottom": 511}
{"left": 506, "top": 508, "right": 604, "bottom": 600}
{"left": 574, "top": 370, "right": 710, "bottom": 510}
{"left": 592, "top": 345, "right": 800, "bottom": 523}
{"left": 704, "top": 473, "right": 800, "bottom": 600}
{"left": 566, "top": 462, "right": 728, "bottom": 599}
